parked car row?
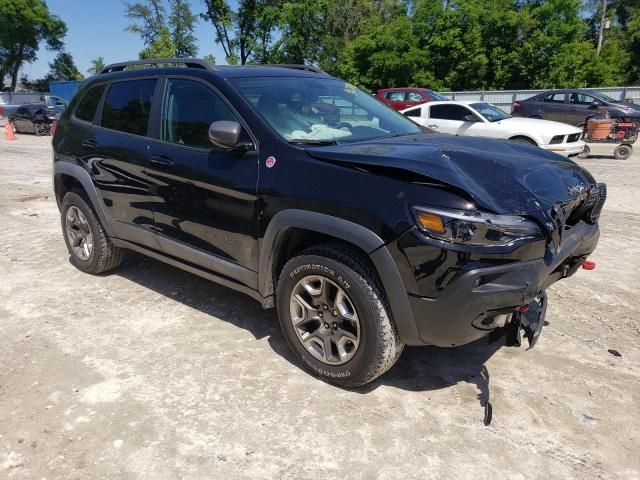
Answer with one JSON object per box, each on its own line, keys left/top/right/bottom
{"left": 512, "top": 89, "right": 640, "bottom": 126}
{"left": 402, "top": 101, "right": 585, "bottom": 156}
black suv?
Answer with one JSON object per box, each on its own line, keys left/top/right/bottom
{"left": 512, "top": 88, "right": 640, "bottom": 126}
{"left": 52, "top": 59, "right": 605, "bottom": 387}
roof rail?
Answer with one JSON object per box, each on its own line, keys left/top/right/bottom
{"left": 266, "top": 64, "right": 327, "bottom": 75}
{"left": 100, "top": 59, "right": 327, "bottom": 75}
{"left": 101, "top": 58, "right": 216, "bottom": 74}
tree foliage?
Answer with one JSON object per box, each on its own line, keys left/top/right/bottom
{"left": 197, "top": 0, "right": 639, "bottom": 91}
{"left": 201, "top": 0, "right": 281, "bottom": 64}
{"left": 0, "top": 0, "right": 66, "bottom": 91}
{"left": 87, "top": 56, "right": 107, "bottom": 76}
{"left": 21, "top": 51, "right": 83, "bottom": 92}
{"left": 125, "top": 0, "right": 199, "bottom": 59}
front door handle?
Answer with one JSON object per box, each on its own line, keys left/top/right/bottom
{"left": 81, "top": 139, "right": 98, "bottom": 149}
{"left": 150, "top": 155, "right": 174, "bottom": 167}
{"left": 427, "top": 124, "right": 438, "bottom": 128}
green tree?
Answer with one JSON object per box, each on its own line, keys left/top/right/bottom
{"left": 0, "top": 0, "right": 66, "bottom": 92}
{"left": 140, "top": 25, "right": 177, "bottom": 58}
{"left": 87, "top": 56, "right": 107, "bottom": 76}
{"left": 48, "top": 52, "right": 83, "bottom": 81}
{"left": 201, "top": 0, "right": 282, "bottom": 64}
{"left": 170, "top": 0, "right": 199, "bottom": 57}
{"left": 125, "top": 0, "right": 198, "bottom": 59}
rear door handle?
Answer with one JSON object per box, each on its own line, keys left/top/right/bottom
{"left": 81, "top": 139, "right": 98, "bottom": 149}
{"left": 150, "top": 155, "right": 174, "bottom": 167}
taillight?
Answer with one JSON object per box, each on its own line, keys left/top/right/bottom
{"left": 512, "top": 102, "right": 521, "bottom": 112}
{"left": 50, "top": 121, "right": 57, "bottom": 136}
{"left": 0, "top": 106, "right": 4, "bottom": 117}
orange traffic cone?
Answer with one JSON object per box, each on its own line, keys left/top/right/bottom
{"left": 5, "top": 121, "right": 16, "bottom": 141}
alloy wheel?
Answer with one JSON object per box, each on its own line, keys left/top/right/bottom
{"left": 289, "top": 275, "right": 361, "bottom": 365}
{"left": 65, "top": 206, "right": 94, "bottom": 260}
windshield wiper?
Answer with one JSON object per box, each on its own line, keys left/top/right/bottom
{"left": 288, "top": 139, "right": 339, "bottom": 146}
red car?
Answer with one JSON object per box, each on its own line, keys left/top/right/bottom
{"left": 375, "top": 88, "right": 447, "bottom": 110}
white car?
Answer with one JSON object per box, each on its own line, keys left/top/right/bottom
{"left": 401, "top": 101, "right": 586, "bottom": 156}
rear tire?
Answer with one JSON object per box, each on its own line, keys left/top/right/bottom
{"left": 276, "top": 243, "right": 404, "bottom": 387}
{"left": 614, "top": 144, "right": 632, "bottom": 160}
{"left": 61, "top": 191, "right": 123, "bottom": 274}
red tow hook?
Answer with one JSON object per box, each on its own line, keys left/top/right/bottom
{"left": 582, "top": 260, "right": 596, "bottom": 270}
{"left": 517, "top": 305, "right": 529, "bottom": 313}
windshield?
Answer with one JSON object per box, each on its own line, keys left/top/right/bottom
{"left": 229, "top": 76, "right": 421, "bottom": 143}
{"left": 424, "top": 89, "right": 447, "bottom": 101}
{"left": 591, "top": 91, "right": 618, "bottom": 104}
{"left": 470, "top": 102, "right": 511, "bottom": 122}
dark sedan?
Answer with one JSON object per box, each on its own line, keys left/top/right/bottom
{"left": 512, "top": 89, "right": 640, "bottom": 126}
{"left": 8, "top": 103, "right": 65, "bottom": 136}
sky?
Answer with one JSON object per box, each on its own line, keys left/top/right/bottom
{"left": 27, "top": 0, "right": 230, "bottom": 80}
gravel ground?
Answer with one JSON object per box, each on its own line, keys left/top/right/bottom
{"left": 0, "top": 132, "right": 639, "bottom": 480}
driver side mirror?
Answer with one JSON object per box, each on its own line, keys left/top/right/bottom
{"left": 208, "top": 120, "right": 252, "bottom": 150}
{"left": 589, "top": 101, "right": 602, "bottom": 109}
{"left": 463, "top": 114, "right": 480, "bottom": 123}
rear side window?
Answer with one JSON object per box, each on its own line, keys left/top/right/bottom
{"left": 429, "top": 104, "right": 472, "bottom": 121}
{"left": 100, "top": 79, "right": 157, "bottom": 136}
{"left": 543, "top": 93, "right": 565, "bottom": 103}
{"left": 385, "top": 92, "right": 405, "bottom": 101}
{"left": 403, "top": 107, "right": 422, "bottom": 117}
{"left": 162, "top": 78, "right": 237, "bottom": 149}
{"left": 75, "top": 84, "right": 106, "bottom": 122}
{"left": 407, "top": 92, "right": 423, "bottom": 102}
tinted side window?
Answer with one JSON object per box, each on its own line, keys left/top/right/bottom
{"left": 429, "top": 104, "right": 472, "bottom": 121}
{"left": 407, "top": 92, "right": 423, "bottom": 102}
{"left": 386, "top": 92, "right": 405, "bottom": 101}
{"left": 162, "top": 78, "right": 238, "bottom": 149}
{"left": 101, "top": 79, "right": 157, "bottom": 136}
{"left": 403, "top": 107, "right": 422, "bottom": 117}
{"left": 75, "top": 84, "right": 106, "bottom": 122}
{"left": 544, "top": 93, "right": 565, "bottom": 103}
{"left": 569, "top": 93, "right": 596, "bottom": 105}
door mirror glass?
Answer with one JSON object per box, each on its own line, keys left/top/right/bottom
{"left": 463, "top": 114, "right": 480, "bottom": 122}
{"left": 589, "top": 101, "right": 601, "bottom": 109}
{"left": 209, "top": 120, "right": 243, "bottom": 148}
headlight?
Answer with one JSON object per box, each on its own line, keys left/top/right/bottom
{"left": 413, "top": 206, "right": 542, "bottom": 247}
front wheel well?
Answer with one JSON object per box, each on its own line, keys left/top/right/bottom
{"left": 509, "top": 135, "right": 538, "bottom": 146}
{"left": 268, "top": 228, "right": 375, "bottom": 302}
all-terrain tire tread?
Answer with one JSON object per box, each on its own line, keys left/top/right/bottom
{"left": 284, "top": 242, "right": 404, "bottom": 387}
{"left": 64, "top": 190, "right": 122, "bottom": 274}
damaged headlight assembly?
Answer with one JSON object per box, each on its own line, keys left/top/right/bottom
{"left": 413, "top": 206, "right": 543, "bottom": 247}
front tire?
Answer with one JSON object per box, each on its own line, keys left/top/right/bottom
{"left": 61, "top": 191, "right": 123, "bottom": 274}
{"left": 276, "top": 243, "right": 404, "bottom": 387}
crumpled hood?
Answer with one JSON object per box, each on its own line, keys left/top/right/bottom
{"left": 306, "top": 134, "right": 597, "bottom": 233}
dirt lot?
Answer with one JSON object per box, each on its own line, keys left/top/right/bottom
{"left": 0, "top": 132, "right": 638, "bottom": 480}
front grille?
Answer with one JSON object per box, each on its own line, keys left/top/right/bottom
{"left": 567, "top": 133, "right": 581, "bottom": 143}
{"left": 589, "top": 183, "right": 607, "bottom": 222}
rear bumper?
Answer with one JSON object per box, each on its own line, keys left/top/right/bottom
{"left": 406, "top": 221, "right": 599, "bottom": 347}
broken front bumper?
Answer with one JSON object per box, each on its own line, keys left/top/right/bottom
{"left": 405, "top": 221, "right": 599, "bottom": 347}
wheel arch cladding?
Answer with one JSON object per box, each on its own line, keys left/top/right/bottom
{"left": 259, "top": 209, "right": 423, "bottom": 345}
{"left": 53, "top": 162, "right": 115, "bottom": 237}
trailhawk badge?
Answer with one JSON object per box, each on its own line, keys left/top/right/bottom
{"left": 265, "top": 156, "right": 277, "bottom": 168}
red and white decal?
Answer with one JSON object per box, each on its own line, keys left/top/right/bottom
{"left": 265, "top": 156, "right": 277, "bottom": 168}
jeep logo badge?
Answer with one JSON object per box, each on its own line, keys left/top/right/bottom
{"left": 265, "top": 156, "right": 276, "bottom": 168}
